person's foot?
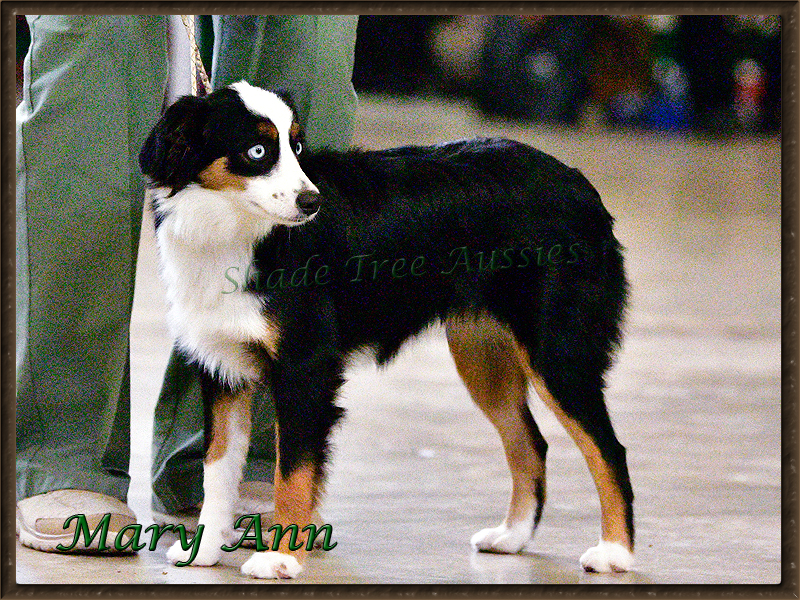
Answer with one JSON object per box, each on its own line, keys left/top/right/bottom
{"left": 16, "top": 490, "right": 137, "bottom": 553}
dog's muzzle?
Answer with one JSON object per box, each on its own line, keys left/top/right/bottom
{"left": 296, "top": 190, "right": 321, "bottom": 217}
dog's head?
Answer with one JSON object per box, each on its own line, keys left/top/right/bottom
{"left": 139, "top": 81, "right": 320, "bottom": 228}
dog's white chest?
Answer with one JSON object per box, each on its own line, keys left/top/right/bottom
{"left": 156, "top": 227, "right": 276, "bottom": 386}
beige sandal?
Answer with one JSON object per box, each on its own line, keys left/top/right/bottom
{"left": 16, "top": 490, "right": 137, "bottom": 553}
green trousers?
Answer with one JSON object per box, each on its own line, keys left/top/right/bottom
{"left": 16, "top": 15, "right": 358, "bottom": 511}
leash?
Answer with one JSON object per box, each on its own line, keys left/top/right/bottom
{"left": 180, "top": 15, "right": 212, "bottom": 96}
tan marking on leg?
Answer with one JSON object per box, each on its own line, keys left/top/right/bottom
{"left": 206, "top": 386, "right": 254, "bottom": 464}
{"left": 512, "top": 344, "right": 630, "bottom": 550}
{"left": 272, "top": 465, "right": 318, "bottom": 565}
{"left": 270, "top": 429, "right": 320, "bottom": 567}
{"left": 446, "top": 315, "right": 543, "bottom": 529}
{"left": 199, "top": 157, "right": 247, "bottom": 191}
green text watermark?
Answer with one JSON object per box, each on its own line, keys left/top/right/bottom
{"left": 223, "top": 242, "right": 591, "bottom": 293}
{"left": 55, "top": 513, "right": 336, "bottom": 566}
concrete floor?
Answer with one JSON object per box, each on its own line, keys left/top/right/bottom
{"left": 16, "top": 95, "right": 781, "bottom": 585}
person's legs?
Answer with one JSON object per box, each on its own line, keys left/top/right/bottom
{"left": 211, "top": 15, "right": 358, "bottom": 150}
{"left": 151, "top": 15, "right": 358, "bottom": 516}
{"left": 16, "top": 15, "right": 168, "bottom": 546}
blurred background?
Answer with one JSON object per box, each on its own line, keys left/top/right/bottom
{"left": 352, "top": 15, "right": 781, "bottom": 135}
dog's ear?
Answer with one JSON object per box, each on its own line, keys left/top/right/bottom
{"left": 139, "top": 95, "right": 209, "bottom": 194}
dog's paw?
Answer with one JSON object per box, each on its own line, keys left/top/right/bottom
{"left": 166, "top": 538, "right": 222, "bottom": 567}
{"left": 579, "top": 540, "right": 634, "bottom": 573}
{"left": 470, "top": 523, "right": 529, "bottom": 554}
{"left": 241, "top": 551, "right": 303, "bottom": 579}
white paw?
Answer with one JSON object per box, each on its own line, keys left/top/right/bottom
{"left": 166, "top": 537, "right": 222, "bottom": 567}
{"left": 166, "top": 540, "right": 198, "bottom": 566}
{"left": 241, "top": 551, "right": 303, "bottom": 579}
{"left": 471, "top": 523, "right": 529, "bottom": 554}
{"left": 579, "top": 540, "right": 634, "bottom": 573}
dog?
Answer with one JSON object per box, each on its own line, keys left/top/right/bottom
{"left": 139, "top": 81, "right": 633, "bottom": 579}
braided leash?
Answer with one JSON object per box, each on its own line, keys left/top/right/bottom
{"left": 180, "top": 15, "right": 212, "bottom": 96}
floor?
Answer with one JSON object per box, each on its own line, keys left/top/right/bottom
{"left": 16, "top": 95, "right": 781, "bottom": 585}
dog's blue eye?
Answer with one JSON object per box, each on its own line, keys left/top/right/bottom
{"left": 247, "top": 145, "right": 266, "bottom": 160}
{"left": 295, "top": 142, "right": 303, "bottom": 155}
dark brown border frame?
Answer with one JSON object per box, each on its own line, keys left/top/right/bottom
{"left": 2, "top": 2, "right": 795, "bottom": 597}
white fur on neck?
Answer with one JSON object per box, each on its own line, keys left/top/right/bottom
{"left": 153, "top": 185, "right": 279, "bottom": 386}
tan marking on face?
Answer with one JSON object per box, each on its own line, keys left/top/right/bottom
{"left": 445, "top": 314, "right": 542, "bottom": 528}
{"left": 290, "top": 122, "right": 301, "bottom": 139}
{"left": 205, "top": 386, "right": 254, "bottom": 464}
{"left": 198, "top": 157, "right": 247, "bottom": 191}
{"left": 258, "top": 121, "right": 278, "bottom": 140}
{"left": 262, "top": 315, "right": 282, "bottom": 359}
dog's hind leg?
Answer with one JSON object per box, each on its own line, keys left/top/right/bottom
{"left": 166, "top": 382, "right": 254, "bottom": 567}
{"left": 446, "top": 315, "right": 548, "bottom": 554}
{"left": 514, "top": 342, "right": 634, "bottom": 573}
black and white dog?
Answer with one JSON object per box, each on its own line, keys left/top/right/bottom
{"left": 139, "top": 81, "right": 633, "bottom": 579}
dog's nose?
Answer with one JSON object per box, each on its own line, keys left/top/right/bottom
{"left": 296, "top": 190, "right": 321, "bottom": 216}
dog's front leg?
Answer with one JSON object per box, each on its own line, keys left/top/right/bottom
{"left": 240, "top": 451, "right": 320, "bottom": 579}
{"left": 167, "top": 383, "right": 254, "bottom": 567}
{"left": 241, "top": 337, "right": 344, "bottom": 579}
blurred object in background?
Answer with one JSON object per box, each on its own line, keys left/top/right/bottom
{"left": 730, "top": 15, "right": 781, "bottom": 133}
{"left": 353, "top": 16, "right": 442, "bottom": 94}
{"left": 642, "top": 15, "right": 691, "bottom": 131}
{"left": 428, "top": 15, "right": 670, "bottom": 129}
{"left": 604, "top": 14, "right": 780, "bottom": 134}
{"left": 430, "top": 15, "right": 655, "bottom": 127}
{"left": 674, "top": 15, "right": 780, "bottom": 134}
{"left": 590, "top": 16, "right": 655, "bottom": 128}
{"left": 473, "top": 15, "right": 595, "bottom": 125}
{"left": 429, "top": 16, "right": 491, "bottom": 95}
{"left": 372, "top": 14, "right": 781, "bottom": 135}
{"left": 676, "top": 16, "right": 736, "bottom": 133}
{"left": 733, "top": 58, "right": 766, "bottom": 130}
